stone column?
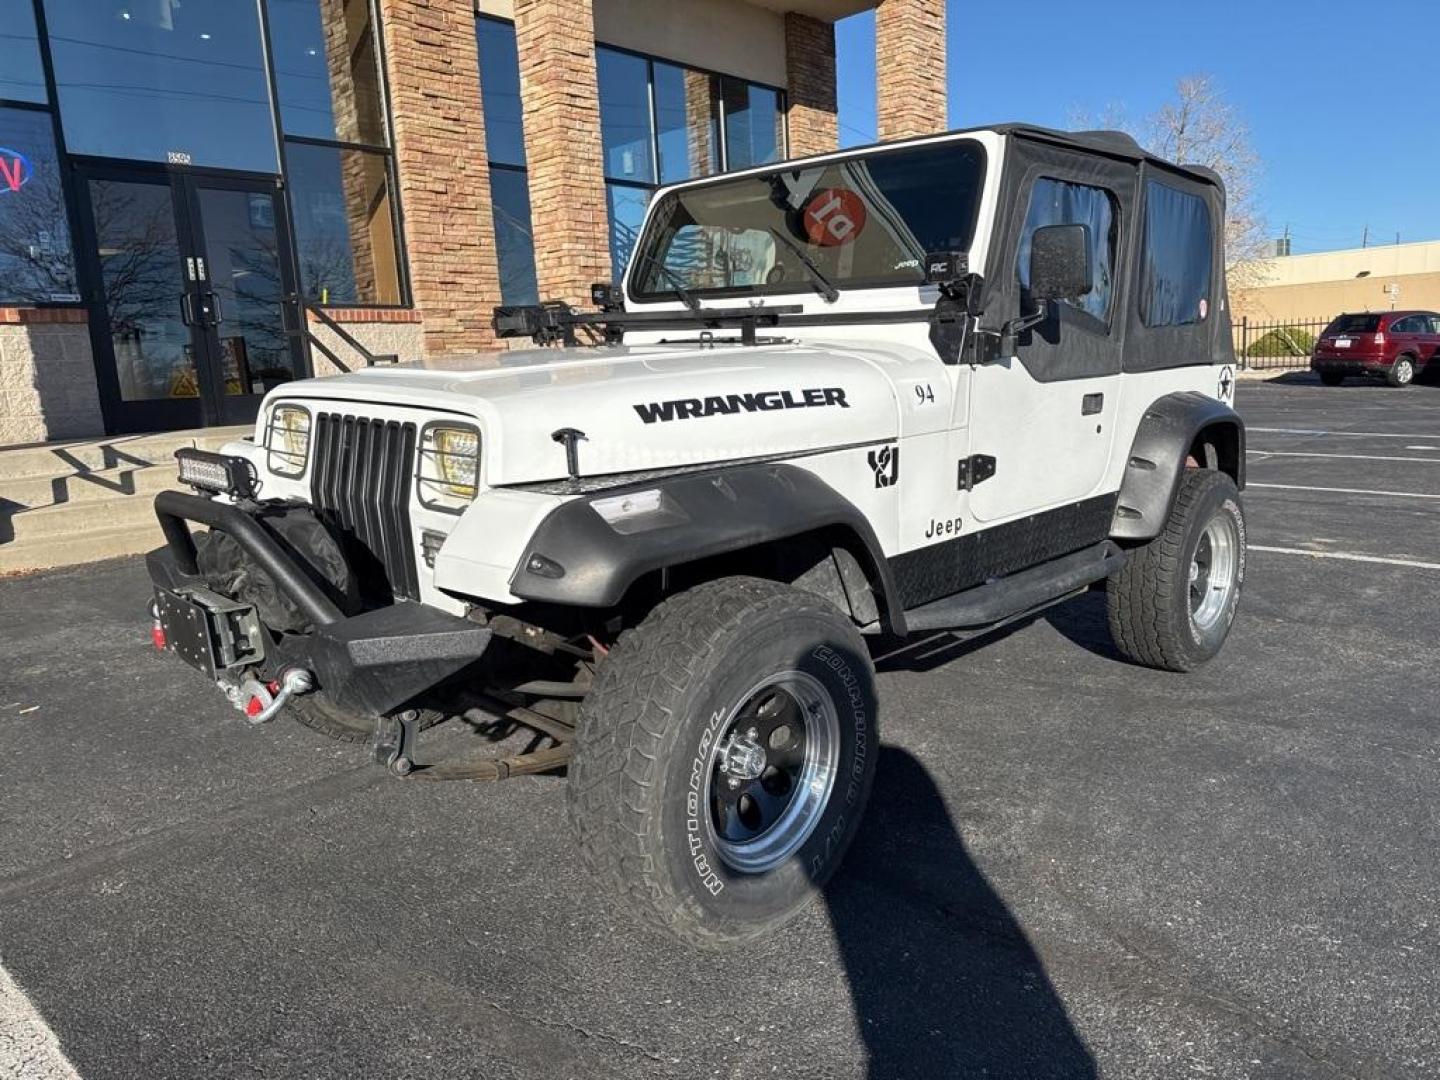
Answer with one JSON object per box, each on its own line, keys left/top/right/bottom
{"left": 513, "top": 0, "right": 611, "bottom": 307}
{"left": 377, "top": 0, "right": 501, "bottom": 354}
{"left": 783, "top": 13, "right": 837, "bottom": 157}
{"left": 875, "top": 0, "right": 947, "bottom": 141}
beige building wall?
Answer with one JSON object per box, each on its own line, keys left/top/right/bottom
{"left": 1233, "top": 240, "right": 1440, "bottom": 323}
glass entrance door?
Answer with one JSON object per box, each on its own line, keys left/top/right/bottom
{"left": 76, "top": 164, "right": 304, "bottom": 433}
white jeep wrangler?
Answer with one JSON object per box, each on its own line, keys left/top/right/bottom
{"left": 147, "top": 125, "right": 1245, "bottom": 946}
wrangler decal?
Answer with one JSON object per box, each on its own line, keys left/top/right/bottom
{"left": 633, "top": 387, "right": 850, "bottom": 424}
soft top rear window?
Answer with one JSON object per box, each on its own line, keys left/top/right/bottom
{"left": 629, "top": 139, "right": 987, "bottom": 301}
{"left": 1325, "top": 314, "right": 1382, "bottom": 334}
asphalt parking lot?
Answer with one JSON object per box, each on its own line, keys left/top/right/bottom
{"left": 2, "top": 374, "right": 1439, "bottom": 1080}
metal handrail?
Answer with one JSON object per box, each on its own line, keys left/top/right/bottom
{"left": 289, "top": 297, "right": 400, "bottom": 374}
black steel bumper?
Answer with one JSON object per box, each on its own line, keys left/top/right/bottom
{"left": 148, "top": 491, "right": 491, "bottom": 717}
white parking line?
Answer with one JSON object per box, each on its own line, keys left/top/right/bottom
{"left": 1249, "top": 427, "right": 1440, "bottom": 439}
{"left": 0, "top": 962, "right": 81, "bottom": 1079}
{"left": 1250, "top": 545, "right": 1440, "bottom": 571}
{"left": 1247, "top": 482, "right": 1440, "bottom": 500}
{"left": 1248, "top": 450, "right": 1440, "bottom": 464}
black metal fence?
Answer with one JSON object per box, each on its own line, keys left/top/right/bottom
{"left": 1233, "top": 316, "right": 1331, "bottom": 371}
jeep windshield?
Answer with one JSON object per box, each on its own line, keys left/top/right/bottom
{"left": 628, "top": 139, "right": 987, "bottom": 303}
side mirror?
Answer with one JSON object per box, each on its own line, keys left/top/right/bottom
{"left": 1028, "top": 223, "right": 1093, "bottom": 303}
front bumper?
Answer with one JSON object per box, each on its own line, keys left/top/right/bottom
{"left": 148, "top": 490, "right": 491, "bottom": 717}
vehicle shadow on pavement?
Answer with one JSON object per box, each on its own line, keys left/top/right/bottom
{"left": 824, "top": 747, "right": 1097, "bottom": 1079}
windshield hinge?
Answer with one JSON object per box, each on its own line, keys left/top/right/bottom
{"left": 957, "top": 455, "right": 997, "bottom": 491}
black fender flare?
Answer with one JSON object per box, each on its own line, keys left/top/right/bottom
{"left": 1111, "top": 391, "right": 1246, "bottom": 541}
{"left": 508, "top": 463, "right": 906, "bottom": 633}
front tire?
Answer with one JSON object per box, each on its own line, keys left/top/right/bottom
{"left": 1388, "top": 355, "right": 1416, "bottom": 387}
{"left": 567, "top": 577, "right": 878, "bottom": 947}
{"left": 1107, "top": 469, "right": 1246, "bottom": 672}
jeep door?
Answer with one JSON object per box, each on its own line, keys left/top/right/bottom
{"left": 966, "top": 149, "right": 1135, "bottom": 524}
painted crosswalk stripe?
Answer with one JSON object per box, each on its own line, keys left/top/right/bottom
{"left": 1249, "top": 427, "right": 1440, "bottom": 439}
{"left": 1247, "top": 450, "right": 1440, "bottom": 464}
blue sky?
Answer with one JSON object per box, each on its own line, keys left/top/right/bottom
{"left": 836, "top": 1, "right": 1440, "bottom": 255}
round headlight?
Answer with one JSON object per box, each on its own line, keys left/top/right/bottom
{"left": 266, "top": 404, "right": 311, "bottom": 477}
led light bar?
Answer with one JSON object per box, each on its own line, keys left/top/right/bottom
{"left": 175, "top": 448, "right": 257, "bottom": 499}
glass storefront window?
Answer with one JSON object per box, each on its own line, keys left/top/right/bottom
{"left": 42, "top": 0, "right": 278, "bottom": 172}
{"left": 654, "top": 62, "right": 717, "bottom": 185}
{"left": 477, "top": 17, "right": 525, "bottom": 167}
{"left": 268, "top": 0, "right": 386, "bottom": 146}
{"left": 286, "top": 140, "right": 402, "bottom": 305}
{"left": 606, "top": 182, "right": 650, "bottom": 284}
{"left": 598, "top": 49, "right": 653, "bottom": 185}
{"left": 491, "top": 167, "right": 537, "bottom": 306}
{"left": 478, "top": 17, "right": 535, "bottom": 304}
{"left": 0, "top": 107, "right": 78, "bottom": 304}
{"left": 1, "top": 0, "right": 49, "bottom": 104}
{"left": 722, "top": 80, "right": 783, "bottom": 170}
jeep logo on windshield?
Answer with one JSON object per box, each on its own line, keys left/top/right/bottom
{"left": 633, "top": 387, "right": 850, "bottom": 424}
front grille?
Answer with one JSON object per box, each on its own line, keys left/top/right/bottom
{"left": 310, "top": 412, "right": 420, "bottom": 602}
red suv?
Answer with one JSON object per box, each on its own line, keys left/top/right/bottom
{"left": 1312, "top": 310, "right": 1440, "bottom": 386}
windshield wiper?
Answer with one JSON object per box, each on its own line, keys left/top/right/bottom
{"left": 634, "top": 253, "right": 703, "bottom": 314}
{"left": 768, "top": 227, "right": 840, "bottom": 303}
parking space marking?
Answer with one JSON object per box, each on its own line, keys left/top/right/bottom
{"left": 1248, "top": 450, "right": 1440, "bottom": 464}
{"left": 0, "top": 962, "right": 82, "bottom": 1080}
{"left": 1250, "top": 545, "right": 1440, "bottom": 571}
{"left": 1249, "top": 427, "right": 1440, "bottom": 439}
{"left": 1248, "top": 482, "right": 1440, "bottom": 501}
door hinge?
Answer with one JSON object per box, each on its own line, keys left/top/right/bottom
{"left": 957, "top": 454, "right": 997, "bottom": 491}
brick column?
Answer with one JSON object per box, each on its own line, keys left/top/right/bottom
{"left": 513, "top": 0, "right": 611, "bottom": 307}
{"left": 783, "top": 13, "right": 837, "bottom": 158}
{"left": 377, "top": 0, "right": 500, "bottom": 354}
{"left": 875, "top": 0, "right": 946, "bottom": 141}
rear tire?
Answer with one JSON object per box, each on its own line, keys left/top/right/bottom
{"left": 1107, "top": 469, "right": 1246, "bottom": 672}
{"left": 1388, "top": 355, "right": 1416, "bottom": 387}
{"left": 567, "top": 577, "right": 878, "bottom": 947}
{"left": 1318, "top": 370, "right": 1345, "bottom": 386}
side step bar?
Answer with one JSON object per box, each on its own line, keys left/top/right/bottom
{"left": 902, "top": 540, "right": 1127, "bottom": 634}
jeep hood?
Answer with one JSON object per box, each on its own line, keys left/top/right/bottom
{"left": 273, "top": 341, "right": 915, "bottom": 485}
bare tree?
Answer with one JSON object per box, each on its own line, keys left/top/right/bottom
{"left": 1075, "top": 76, "right": 1270, "bottom": 289}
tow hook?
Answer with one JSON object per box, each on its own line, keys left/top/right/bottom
{"left": 223, "top": 667, "right": 314, "bottom": 725}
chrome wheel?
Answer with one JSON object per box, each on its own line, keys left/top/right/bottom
{"left": 705, "top": 671, "right": 840, "bottom": 874}
{"left": 1189, "top": 511, "right": 1240, "bottom": 632}
{"left": 1394, "top": 358, "right": 1415, "bottom": 386}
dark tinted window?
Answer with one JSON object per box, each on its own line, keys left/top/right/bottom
{"left": 0, "top": 107, "right": 78, "bottom": 303}
{"left": 1324, "top": 313, "right": 1381, "bottom": 335}
{"left": 1391, "top": 315, "right": 1420, "bottom": 333}
{"left": 490, "top": 167, "right": 537, "bottom": 305}
{"left": 286, "top": 141, "right": 403, "bottom": 305}
{"left": 598, "top": 49, "right": 653, "bottom": 184}
{"left": 1141, "top": 181, "right": 1213, "bottom": 328}
{"left": 654, "top": 62, "right": 717, "bottom": 185}
{"left": 477, "top": 17, "right": 525, "bottom": 167}
{"left": 42, "top": 0, "right": 278, "bottom": 172}
{"left": 1428, "top": 315, "right": 1440, "bottom": 335}
{"left": 633, "top": 140, "right": 986, "bottom": 299}
{"left": 269, "top": 0, "right": 386, "bottom": 145}
{"left": 1017, "top": 177, "right": 1116, "bottom": 322}
{"left": 721, "top": 79, "right": 782, "bottom": 169}
{"left": 1, "top": 0, "right": 49, "bottom": 104}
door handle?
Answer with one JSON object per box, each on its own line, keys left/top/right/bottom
{"left": 179, "top": 293, "right": 195, "bottom": 326}
{"left": 1081, "top": 392, "right": 1104, "bottom": 415}
{"left": 209, "top": 291, "right": 225, "bottom": 325}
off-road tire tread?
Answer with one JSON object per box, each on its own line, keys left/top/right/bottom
{"left": 1107, "top": 468, "right": 1236, "bottom": 673}
{"left": 567, "top": 576, "right": 864, "bottom": 947}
